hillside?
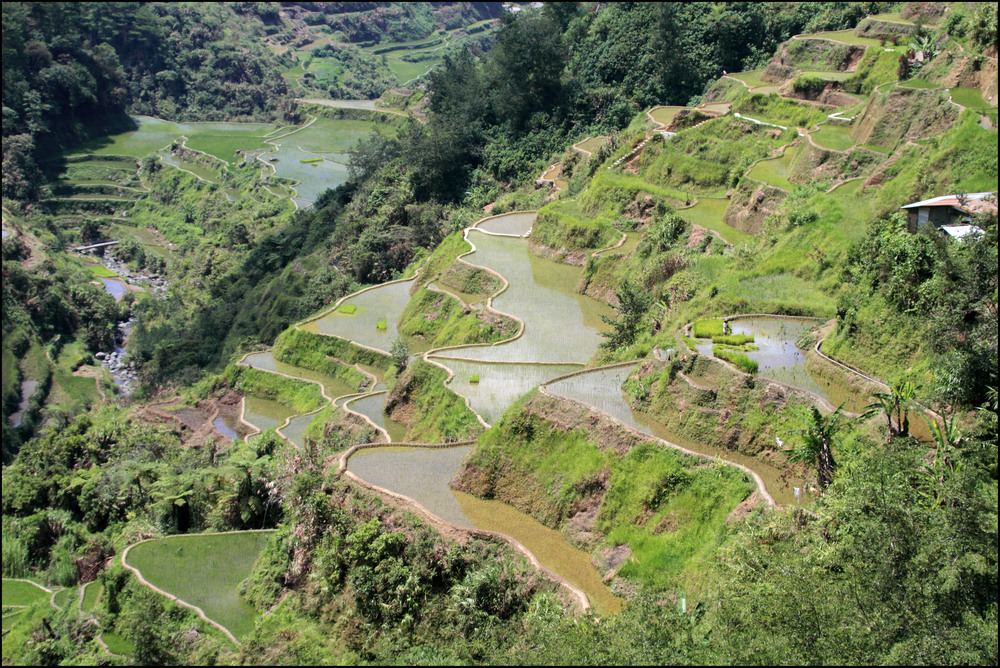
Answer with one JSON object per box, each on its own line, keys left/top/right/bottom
{"left": 2, "top": 2, "right": 997, "bottom": 666}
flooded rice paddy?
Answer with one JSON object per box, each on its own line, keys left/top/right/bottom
{"left": 436, "top": 230, "right": 612, "bottom": 364}
{"left": 430, "top": 359, "right": 580, "bottom": 424}
{"left": 99, "top": 277, "right": 129, "bottom": 301}
{"left": 212, "top": 416, "right": 239, "bottom": 441}
{"left": 346, "top": 392, "right": 408, "bottom": 442}
{"left": 242, "top": 396, "right": 296, "bottom": 433}
{"left": 475, "top": 212, "right": 535, "bottom": 236}
{"left": 300, "top": 280, "right": 415, "bottom": 354}
{"left": 347, "top": 446, "right": 475, "bottom": 527}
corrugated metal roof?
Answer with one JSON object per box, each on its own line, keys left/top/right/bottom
{"left": 940, "top": 225, "right": 984, "bottom": 240}
{"left": 901, "top": 192, "right": 997, "bottom": 214}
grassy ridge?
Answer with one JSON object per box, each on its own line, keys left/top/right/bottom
{"left": 384, "top": 359, "right": 484, "bottom": 442}
{"left": 397, "top": 288, "right": 517, "bottom": 349}
{"left": 279, "top": 327, "right": 391, "bottom": 371}
{"left": 457, "top": 396, "right": 753, "bottom": 590}
{"left": 271, "top": 328, "right": 368, "bottom": 390}
{"left": 226, "top": 365, "right": 325, "bottom": 414}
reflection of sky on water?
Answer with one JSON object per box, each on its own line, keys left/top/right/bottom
{"left": 99, "top": 277, "right": 128, "bottom": 301}
{"left": 442, "top": 231, "right": 606, "bottom": 364}
{"left": 348, "top": 446, "right": 475, "bottom": 527}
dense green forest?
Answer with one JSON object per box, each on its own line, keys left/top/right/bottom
{"left": 2, "top": 1, "right": 997, "bottom": 665}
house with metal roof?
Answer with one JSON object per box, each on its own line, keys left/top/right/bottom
{"left": 900, "top": 192, "right": 996, "bottom": 238}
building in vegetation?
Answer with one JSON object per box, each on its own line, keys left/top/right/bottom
{"left": 901, "top": 192, "right": 996, "bottom": 238}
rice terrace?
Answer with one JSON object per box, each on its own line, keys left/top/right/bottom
{"left": 2, "top": 1, "right": 996, "bottom": 665}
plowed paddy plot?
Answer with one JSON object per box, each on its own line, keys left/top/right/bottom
{"left": 124, "top": 532, "right": 271, "bottom": 640}
{"left": 429, "top": 359, "right": 579, "bottom": 424}
{"left": 747, "top": 145, "right": 800, "bottom": 190}
{"left": 1, "top": 580, "right": 49, "bottom": 607}
{"left": 348, "top": 446, "right": 475, "bottom": 527}
{"left": 811, "top": 123, "right": 855, "bottom": 151}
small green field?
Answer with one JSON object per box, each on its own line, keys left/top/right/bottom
{"left": 810, "top": 123, "right": 856, "bottom": 151}
{"left": 125, "top": 532, "right": 271, "bottom": 640}
{"left": 386, "top": 57, "right": 438, "bottom": 85}
{"left": 798, "top": 69, "right": 854, "bottom": 81}
{"left": 180, "top": 122, "right": 275, "bottom": 164}
{"left": 649, "top": 106, "right": 685, "bottom": 127}
{"left": 575, "top": 136, "right": 608, "bottom": 154}
{"left": 86, "top": 265, "right": 119, "bottom": 278}
{"left": 801, "top": 30, "right": 884, "bottom": 47}
{"left": 728, "top": 70, "right": 768, "bottom": 87}
{"left": 101, "top": 631, "right": 135, "bottom": 656}
{"left": 950, "top": 87, "right": 993, "bottom": 113}
{"left": 747, "top": 145, "right": 800, "bottom": 190}
{"left": 281, "top": 117, "right": 394, "bottom": 155}
{"left": 898, "top": 78, "right": 939, "bottom": 89}
{"left": 1, "top": 579, "right": 49, "bottom": 607}
{"left": 677, "top": 199, "right": 751, "bottom": 246}
{"left": 80, "top": 580, "right": 102, "bottom": 613}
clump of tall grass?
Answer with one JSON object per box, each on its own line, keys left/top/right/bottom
{"left": 713, "top": 346, "right": 758, "bottom": 373}
{"left": 712, "top": 334, "right": 755, "bottom": 346}
{"left": 693, "top": 319, "right": 724, "bottom": 338}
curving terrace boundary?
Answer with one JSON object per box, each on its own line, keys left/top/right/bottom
{"left": 120, "top": 530, "right": 277, "bottom": 646}
{"left": 337, "top": 442, "right": 591, "bottom": 613}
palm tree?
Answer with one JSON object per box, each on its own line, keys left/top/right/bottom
{"left": 860, "top": 381, "right": 918, "bottom": 438}
{"left": 786, "top": 404, "right": 846, "bottom": 489}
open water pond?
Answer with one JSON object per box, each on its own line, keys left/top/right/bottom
{"left": 99, "top": 277, "right": 129, "bottom": 301}
{"left": 302, "top": 280, "right": 414, "bottom": 354}
{"left": 263, "top": 145, "right": 349, "bottom": 203}
{"left": 346, "top": 392, "right": 408, "bottom": 442}
{"left": 242, "top": 396, "right": 296, "bottom": 433}
{"left": 241, "top": 350, "right": 357, "bottom": 398}
{"left": 348, "top": 446, "right": 475, "bottom": 527}
{"left": 476, "top": 212, "right": 535, "bottom": 236}
{"left": 546, "top": 365, "right": 803, "bottom": 505}
{"left": 212, "top": 416, "right": 239, "bottom": 441}
{"left": 441, "top": 231, "right": 612, "bottom": 364}
{"left": 429, "top": 359, "right": 579, "bottom": 424}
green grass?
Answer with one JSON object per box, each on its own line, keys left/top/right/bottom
{"left": 747, "top": 145, "right": 800, "bottom": 191}
{"left": 681, "top": 335, "right": 700, "bottom": 352}
{"left": 52, "top": 586, "right": 76, "bottom": 611}
{"left": 1, "top": 579, "right": 49, "bottom": 607}
{"left": 299, "top": 157, "right": 323, "bottom": 163}
{"left": 80, "top": 581, "right": 101, "bottom": 612}
{"left": 101, "top": 631, "right": 135, "bottom": 656}
{"left": 797, "top": 70, "right": 854, "bottom": 82}
{"left": 86, "top": 265, "right": 118, "bottom": 278}
{"left": 713, "top": 346, "right": 759, "bottom": 373}
{"left": 810, "top": 123, "right": 856, "bottom": 151}
{"left": 950, "top": 87, "right": 994, "bottom": 115}
{"left": 677, "top": 198, "right": 752, "bottom": 246}
{"left": 728, "top": 70, "right": 768, "bottom": 87}
{"left": 387, "top": 359, "right": 484, "bottom": 442}
{"left": 124, "top": 532, "right": 271, "bottom": 640}
{"left": 280, "top": 117, "right": 394, "bottom": 155}
{"left": 386, "top": 56, "right": 439, "bottom": 85}
{"left": 802, "top": 30, "right": 884, "bottom": 47}
{"left": 692, "top": 319, "right": 724, "bottom": 338}
{"left": 576, "top": 136, "right": 609, "bottom": 154}
{"left": 898, "top": 78, "right": 939, "bottom": 89}
{"left": 712, "top": 334, "right": 755, "bottom": 346}
{"left": 228, "top": 365, "right": 325, "bottom": 414}
{"left": 336, "top": 303, "right": 357, "bottom": 314}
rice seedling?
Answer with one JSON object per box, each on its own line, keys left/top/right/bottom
{"left": 692, "top": 319, "right": 724, "bottom": 338}
{"left": 712, "top": 334, "right": 755, "bottom": 346}
{"left": 713, "top": 346, "right": 759, "bottom": 373}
